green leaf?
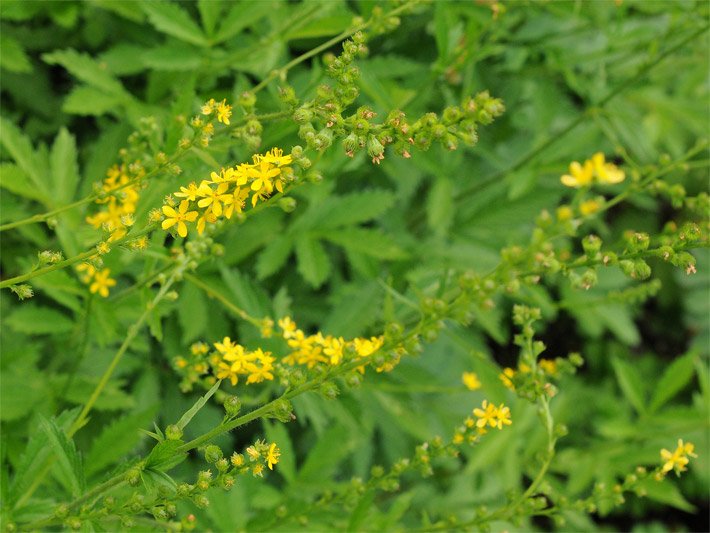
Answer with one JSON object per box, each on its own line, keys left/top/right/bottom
{"left": 0, "top": 34, "right": 32, "bottom": 73}
{"left": 175, "top": 379, "right": 222, "bottom": 431}
{"left": 141, "top": 1, "right": 208, "bottom": 47}
{"left": 323, "top": 281, "right": 381, "bottom": 338}
{"left": 85, "top": 408, "right": 157, "bottom": 477}
{"left": 62, "top": 86, "right": 124, "bottom": 116}
{"left": 611, "top": 356, "right": 647, "bottom": 415}
{"left": 0, "top": 163, "right": 45, "bottom": 202}
{"left": 62, "top": 376, "right": 135, "bottom": 412}
{"left": 142, "top": 44, "right": 203, "bottom": 71}
{"left": 39, "top": 415, "right": 85, "bottom": 498}
{"left": 295, "top": 235, "right": 331, "bottom": 288}
{"left": 92, "top": 0, "right": 145, "bottom": 22}
{"left": 177, "top": 282, "right": 207, "bottom": 344}
{"left": 0, "top": 116, "right": 49, "bottom": 198}
{"left": 212, "top": 2, "right": 272, "bottom": 44}
{"left": 312, "top": 190, "right": 396, "bottom": 229}
{"left": 256, "top": 235, "right": 293, "bottom": 279}
{"left": 323, "top": 228, "right": 407, "bottom": 260}
{"left": 296, "top": 425, "right": 354, "bottom": 486}
{"left": 649, "top": 351, "right": 697, "bottom": 413}
{"left": 42, "top": 49, "right": 127, "bottom": 96}
{"left": 197, "top": 0, "right": 223, "bottom": 36}
{"left": 426, "top": 178, "right": 453, "bottom": 237}
{"left": 145, "top": 439, "right": 187, "bottom": 472}
{"left": 5, "top": 305, "right": 74, "bottom": 335}
{"left": 9, "top": 409, "right": 79, "bottom": 506}
{"left": 640, "top": 476, "right": 696, "bottom": 512}
{"left": 50, "top": 128, "right": 79, "bottom": 204}
{"left": 0, "top": 370, "right": 45, "bottom": 422}
{"left": 218, "top": 266, "right": 270, "bottom": 318}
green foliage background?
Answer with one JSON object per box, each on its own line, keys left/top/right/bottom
{"left": 0, "top": 0, "right": 708, "bottom": 531}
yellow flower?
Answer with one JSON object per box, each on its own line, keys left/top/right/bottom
{"left": 231, "top": 452, "right": 244, "bottom": 467}
{"left": 90, "top": 268, "right": 116, "bottom": 298}
{"left": 216, "top": 361, "right": 240, "bottom": 386}
{"left": 462, "top": 372, "right": 481, "bottom": 390}
{"left": 174, "top": 182, "right": 201, "bottom": 202}
{"left": 252, "top": 463, "right": 264, "bottom": 477}
{"left": 473, "top": 400, "right": 498, "bottom": 429}
{"left": 556, "top": 205, "right": 573, "bottom": 222}
{"left": 499, "top": 367, "right": 516, "bottom": 390}
{"left": 539, "top": 359, "right": 558, "bottom": 376}
{"left": 278, "top": 317, "right": 297, "bottom": 339}
{"left": 161, "top": 200, "right": 198, "bottom": 238}
{"left": 216, "top": 99, "right": 232, "bottom": 125}
{"left": 453, "top": 432, "right": 464, "bottom": 444}
{"left": 660, "top": 439, "right": 697, "bottom": 476}
{"left": 246, "top": 446, "right": 260, "bottom": 461}
{"left": 260, "top": 147, "right": 293, "bottom": 167}
{"left": 591, "top": 152, "right": 625, "bottom": 184}
{"left": 353, "top": 336, "right": 384, "bottom": 357}
{"left": 561, "top": 160, "right": 594, "bottom": 188}
{"left": 201, "top": 98, "right": 216, "bottom": 115}
{"left": 580, "top": 199, "right": 601, "bottom": 216}
{"left": 493, "top": 403, "right": 512, "bottom": 429}
{"left": 266, "top": 443, "right": 281, "bottom": 470}
{"left": 76, "top": 262, "right": 96, "bottom": 284}
{"left": 197, "top": 182, "right": 232, "bottom": 217}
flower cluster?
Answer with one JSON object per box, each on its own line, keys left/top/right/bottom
{"left": 76, "top": 263, "right": 116, "bottom": 298}
{"left": 239, "top": 440, "right": 281, "bottom": 474}
{"left": 161, "top": 148, "right": 293, "bottom": 238}
{"left": 86, "top": 164, "right": 142, "bottom": 241}
{"left": 560, "top": 152, "right": 625, "bottom": 188}
{"left": 278, "top": 316, "right": 392, "bottom": 372}
{"left": 174, "top": 340, "right": 275, "bottom": 390}
{"left": 462, "top": 371, "right": 481, "bottom": 390}
{"left": 659, "top": 439, "right": 697, "bottom": 477}
{"left": 201, "top": 98, "right": 232, "bottom": 125}
{"left": 499, "top": 359, "right": 559, "bottom": 391}
{"left": 453, "top": 400, "right": 512, "bottom": 444}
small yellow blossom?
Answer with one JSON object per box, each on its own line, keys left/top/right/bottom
{"left": 462, "top": 372, "right": 482, "bottom": 390}
{"left": 76, "top": 263, "right": 96, "bottom": 284}
{"left": 561, "top": 160, "right": 594, "bottom": 188}
{"left": 201, "top": 98, "right": 216, "bottom": 115}
{"left": 580, "top": 199, "right": 601, "bottom": 216}
{"left": 246, "top": 446, "right": 260, "bottom": 462}
{"left": 591, "top": 152, "right": 625, "bottom": 184}
{"left": 266, "top": 443, "right": 281, "bottom": 470}
{"left": 89, "top": 268, "right": 116, "bottom": 298}
{"left": 216, "top": 361, "right": 240, "bottom": 386}
{"left": 354, "top": 336, "right": 384, "bottom": 357}
{"left": 493, "top": 404, "right": 512, "bottom": 429}
{"left": 499, "top": 367, "right": 516, "bottom": 390}
{"left": 556, "top": 205, "right": 573, "bottom": 222}
{"left": 473, "top": 400, "right": 498, "bottom": 429}
{"left": 252, "top": 463, "right": 264, "bottom": 477}
{"left": 278, "top": 317, "right": 297, "bottom": 339}
{"left": 539, "top": 359, "right": 558, "bottom": 376}
{"left": 162, "top": 200, "right": 198, "bottom": 238}
{"left": 175, "top": 182, "right": 201, "bottom": 202}
{"left": 216, "top": 99, "right": 232, "bottom": 125}
{"left": 230, "top": 453, "right": 244, "bottom": 467}
{"left": 660, "top": 439, "right": 697, "bottom": 476}
{"left": 96, "top": 241, "right": 110, "bottom": 255}
{"left": 453, "top": 432, "right": 464, "bottom": 444}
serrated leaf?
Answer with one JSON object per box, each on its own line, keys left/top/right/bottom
{"left": 39, "top": 415, "right": 84, "bottom": 498}
{"left": 218, "top": 266, "right": 270, "bottom": 318}
{"left": 0, "top": 116, "right": 49, "bottom": 198}
{"left": 141, "top": 1, "right": 208, "bottom": 47}
{"left": 85, "top": 408, "right": 157, "bottom": 477}
{"left": 0, "top": 34, "right": 32, "bottom": 73}
{"left": 50, "top": 128, "right": 79, "bottom": 204}
{"left": 0, "top": 163, "right": 45, "bottom": 202}
{"left": 9, "top": 410, "right": 79, "bottom": 506}
{"left": 178, "top": 282, "right": 207, "bottom": 344}
{"left": 295, "top": 236, "right": 331, "bottom": 288}
{"left": 62, "top": 86, "right": 123, "bottom": 116}
{"left": 256, "top": 235, "right": 293, "bottom": 279}
{"left": 213, "top": 2, "right": 272, "bottom": 44}
{"left": 145, "top": 439, "right": 187, "bottom": 471}
{"left": 649, "top": 351, "right": 697, "bottom": 413}
{"left": 296, "top": 425, "right": 353, "bottom": 486}
{"left": 322, "top": 281, "right": 381, "bottom": 338}
{"left": 426, "top": 178, "right": 453, "bottom": 237}
{"left": 197, "top": 0, "right": 223, "bottom": 36}
{"left": 5, "top": 305, "right": 74, "bottom": 335}
{"left": 142, "top": 44, "right": 202, "bottom": 71}
{"left": 92, "top": 0, "right": 145, "bottom": 22}
{"left": 62, "top": 376, "right": 135, "bottom": 412}
{"left": 323, "top": 228, "right": 407, "bottom": 260}
{"left": 0, "top": 370, "right": 45, "bottom": 422}
{"left": 611, "top": 356, "right": 646, "bottom": 415}
{"left": 175, "top": 380, "right": 222, "bottom": 431}
{"left": 42, "top": 49, "right": 126, "bottom": 96}
{"left": 312, "top": 190, "right": 396, "bottom": 229}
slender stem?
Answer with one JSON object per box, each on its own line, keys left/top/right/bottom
{"left": 0, "top": 224, "right": 157, "bottom": 289}
{"left": 68, "top": 261, "right": 183, "bottom": 437}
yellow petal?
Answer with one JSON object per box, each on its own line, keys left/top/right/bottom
{"left": 162, "top": 218, "right": 177, "bottom": 230}
{"left": 177, "top": 222, "right": 188, "bottom": 238}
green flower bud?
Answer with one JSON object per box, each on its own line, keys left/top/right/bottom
{"left": 270, "top": 399, "right": 294, "bottom": 423}
{"left": 215, "top": 458, "right": 230, "bottom": 473}
{"left": 10, "top": 284, "right": 33, "bottom": 300}
{"left": 165, "top": 424, "right": 183, "bottom": 440}
{"left": 292, "top": 107, "right": 313, "bottom": 124}
{"left": 193, "top": 494, "right": 210, "bottom": 509}
{"left": 371, "top": 465, "right": 385, "bottom": 478}
{"left": 204, "top": 445, "right": 223, "bottom": 464}
{"left": 582, "top": 234, "right": 602, "bottom": 257}
{"left": 319, "top": 381, "right": 339, "bottom": 400}
{"left": 125, "top": 467, "right": 141, "bottom": 486}
{"left": 224, "top": 395, "right": 242, "bottom": 417}
{"left": 278, "top": 197, "right": 297, "bottom": 213}
{"left": 626, "top": 232, "right": 650, "bottom": 252}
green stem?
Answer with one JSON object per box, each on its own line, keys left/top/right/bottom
{"left": 68, "top": 260, "right": 184, "bottom": 436}
{"left": 0, "top": 224, "right": 157, "bottom": 289}
{"left": 183, "top": 272, "right": 261, "bottom": 327}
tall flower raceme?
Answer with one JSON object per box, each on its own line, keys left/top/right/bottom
{"left": 172, "top": 317, "right": 393, "bottom": 393}
{"left": 161, "top": 146, "right": 294, "bottom": 239}
{"left": 85, "top": 163, "right": 142, "bottom": 242}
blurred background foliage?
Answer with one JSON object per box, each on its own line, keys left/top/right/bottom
{"left": 1, "top": 0, "right": 708, "bottom": 530}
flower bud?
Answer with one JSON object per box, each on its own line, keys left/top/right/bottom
{"left": 204, "top": 445, "right": 223, "bottom": 464}
{"left": 165, "top": 424, "right": 183, "bottom": 440}
{"left": 224, "top": 395, "right": 242, "bottom": 417}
